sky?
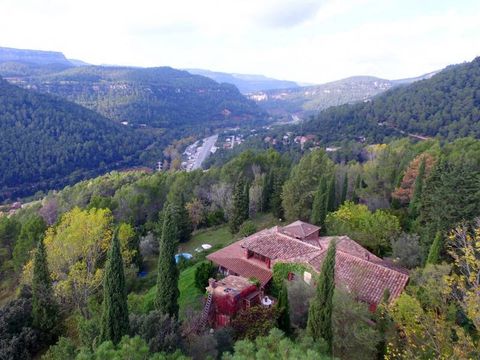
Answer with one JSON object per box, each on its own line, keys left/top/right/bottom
{"left": 1, "top": 0, "right": 479, "bottom": 84}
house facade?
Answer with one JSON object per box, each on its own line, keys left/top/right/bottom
{"left": 207, "top": 220, "right": 409, "bottom": 308}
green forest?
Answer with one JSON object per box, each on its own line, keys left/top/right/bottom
{"left": 2, "top": 65, "right": 265, "bottom": 129}
{"left": 0, "top": 77, "right": 164, "bottom": 200}
{"left": 2, "top": 134, "right": 480, "bottom": 358}
{"left": 300, "top": 56, "right": 480, "bottom": 143}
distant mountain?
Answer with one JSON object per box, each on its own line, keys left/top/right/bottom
{"left": 250, "top": 76, "right": 392, "bottom": 117}
{"left": 298, "top": 57, "right": 480, "bottom": 143}
{"left": 0, "top": 76, "right": 158, "bottom": 200}
{"left": 0, "top": 46, "right": 72, "bottom": 66}
{"left": 186, "top": 69, "right": 299, "bottom": 93}
{"left": 2, "top": 65, "right": 265, "bottom": 129}
{"left": 250, "top": 71, "right": 441, "bottom": 118}
{"left": 68, "top": 58, "right": 90, "bottom": 66}
{"left": 391, "top": 70, "right": 440, "bottom": 85}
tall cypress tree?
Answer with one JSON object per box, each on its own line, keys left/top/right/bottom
{"left": 426, "top": 231, "right": 443, "bottom": 265}
{"left": 277, "top": 280, "right": 291, "bottom": 335}
{"left": 326, "top": 176, "right": 336, "bottom": 212}
{"left": 262, "top": 170, "right": 274, "bottom": 212}
{"left": 270, "top": 170, "right": 285, "bottom": 220}
{"left": 100, "top": 233, "right": 129, "bottom": 344}
{"left": 229, "top": 177, "right": 249, "bottom": 233}
{"left": 341, "top": 173, "right": 348, "bottom": 204}
{"left": 155, "top": 204, "right": 180, "bottom": 318}
{"left": 352, "top": 174, "right": 361, "bottom": 204}
{"left": 307, "top": 240, "right": 336, "bottom": 353}
{"left": 176, "top": 195, "right": 192, "bottom": 243}
{"left": 32, "top": 237, "right": 58, "bottom": 332}
{"left": 409, "top": 157, "right": 426, "bottom": 219}
{"left": 375, "top": 289, "right": 391, "bottom": 360}
{"left": 311, "top": 177, "right": 328, "bottom": 228}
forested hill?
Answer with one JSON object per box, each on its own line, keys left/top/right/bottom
{"left": 0, "top": 77, "right": 155, "bottom": 200}
{"left": 3, "top": 65, "right": 265, "bottom": 128}
{"left": 0, "top": 46, "right": 72, "bottom": 66}
{"left": 301, "top": 57, "right": 480, "bottom": 143}
{"left": 186, "top": 68, "right": 299, "bottom": 93}
{"left": 251, "top": 76, "right": 393, "bottom": 117}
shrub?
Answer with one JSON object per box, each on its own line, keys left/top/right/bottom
{"left": 194, "top": 262, "right": 215, "bottom": 291}
{"left": 231, "top": 306, "right": 278, "bottom": 340}
{"left": 238, "top": 220, "right": 257, "bottom": 238}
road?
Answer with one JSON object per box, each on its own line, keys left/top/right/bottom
{"left": 191, "top": 134, "right": 218, "bottom": 171}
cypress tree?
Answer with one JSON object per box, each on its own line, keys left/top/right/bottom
{"left": 262, "top": 170, "right": 274, "bottom": 212}
{"left": 176, "top": 195, "right": 192, "bottom": 243}
{"left": 426, "top": 231, "right": 443, "bottom": 265}
{"left": 352, "top": 174, "right": 361, "bottom": 204}
{"left": 243, "top": 181, "right": 250, "bottom": 219}
{"left": 326, "top": 176, "right": 336, "bottom": 212}
{"left": 100, "top": 233, "right": 129, "bottom": 344}
{"left": 341, "top": 173, "right": 348, "bottom": 204}
{"left": 277, "top": 280, "right": 291, "bottom": 335}
{"left": 310, "top": 177, "right": 328, "bottom": 228}
{"left": 32, "top": 237, "right": 58, "bottom": 332}
{"left": 229, "top": 177, "right": 249, "bottom": 233}
{"left": 270, "top": 171, "right": 284, "bottom": 220}
{"left": 409, "top": 157, "right": 426, "bottom": 219}
{"left": 375, "top": 288, "right": 391, "bottom": 360}
{"left": 307, "top": 240, "right": 336, "bottom": 353}
{"left": 155, "top": 204, "right": 180, "bottom": 318}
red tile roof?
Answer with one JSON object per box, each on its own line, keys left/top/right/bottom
{"left": 308, "top": 251, "right": 408, "bottom": 304}
{"left": 206, "top": 241, "right": 273, "bottom": 286}
{"left": 242, "top": 227, "right": 322, "bottom": 260}
{"left": 280, "top": 220, "right": 320, "bottom": 239}
{"left": 207, "top": 221, "right": 409, "bottom": 305}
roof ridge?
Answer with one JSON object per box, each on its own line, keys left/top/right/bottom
{"left": 276, "top": 230, "right": 324, "bottom": 251}
{"left": 336, "top": 249, "right": 408, "bottom": 278}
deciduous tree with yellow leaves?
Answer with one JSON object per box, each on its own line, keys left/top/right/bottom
{"left": 23, "top": 207, "right": 136, "bottom": 316}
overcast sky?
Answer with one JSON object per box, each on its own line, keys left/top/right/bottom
{"left": 1, "top": 0, "right": 479, "bottom": 84}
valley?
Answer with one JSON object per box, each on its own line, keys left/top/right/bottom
{"left": 1, "top": 39, "right": 480, "bottom": 360}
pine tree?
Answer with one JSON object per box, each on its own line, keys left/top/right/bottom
{"left": 229, "top": 177, "right": 249, "bottom": 233}
{"left": 341, "top": 173, "right": 348, "bottom": 204}
{"left": 32, "top": 237, "right": 58, "bottom": 332}
{"left": 100, "top": 233, "right": 130, "bottom": 344}
{"left": 326, "top": 176, "right": 336, "bottom": 212}
{"left": 277, "top": 280, "right": 291, "bottom": 335}
{"left": 307, "top": 240, "right": 336, "bottom": 352}
{"left": 409, "top": 157, "right": 426, "bottom": 219}
{"left": 426, "top": 231, "right": 443, "bottom": 265}
{"left": 310, "top": 177, "right": 328, "bottom": 228}
{"left": 155, "top": 204, "right": 180, "bottom": 317}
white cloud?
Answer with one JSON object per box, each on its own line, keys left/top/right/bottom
{"left": 0, "top": 0, "right": 478, "bottom": 83}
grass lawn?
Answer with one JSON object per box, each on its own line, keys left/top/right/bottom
{"left": 178, "top": 262, "right": 204, "bottom": 317}
{"left": 179, "top": 212, "right": 283, "bottom": 255}
{"left": 131, "top": 261, "right": 206, "bottom": 319}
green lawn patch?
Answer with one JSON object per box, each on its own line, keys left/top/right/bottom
{"left": 128, "top": 261, "right": 206, "bottom": 319}
{"left": 179, "top": 225, "right": 233, "bottom": 254}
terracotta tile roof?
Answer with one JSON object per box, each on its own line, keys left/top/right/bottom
{"left": 207, "top": 221, "right": 409, "bottom": 305}
{"left": 241, "top": 227, "right": 322, "bottom": 260}
{"left": 280, "top": 220, "right": 320, "bottom": 239}
{"left": 308, "top": 251, "right": 409, "bottom": 304}
{"left": 206, "top": 241, "right": 273, "bottom": 286}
